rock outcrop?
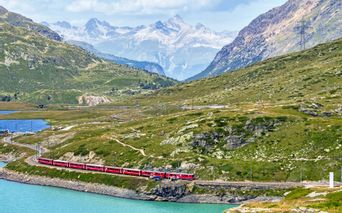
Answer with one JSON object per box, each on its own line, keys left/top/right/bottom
{"left": 78, "top": 95, "right": 111, "bottom": 106}
{"left": 191, "top": 117, "right": 285, "bottom": 154}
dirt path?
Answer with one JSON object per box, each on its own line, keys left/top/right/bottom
{"left": 111, "top": 136, "right": 147, "bottom": 156}
{"left": 3, "top": 135, "right": 39, "bottom": 151}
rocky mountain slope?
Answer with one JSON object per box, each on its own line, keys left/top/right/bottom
{"left": 46, "top": 16, "right": 236, "bottom": 80}
{"left": 0, "top": 6, "right": 61, "bottom": 41}
{"left": 190, "top": 0, "right": 342, "bottom": 80}
{"left": 67, "top": 40, "right": 165, "bottom": 76}
{"left": 0, "top": 6, "right": 176, "bottom": 105}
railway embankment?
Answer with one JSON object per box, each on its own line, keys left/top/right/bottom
{"left": 0, "top": 167, "right": 290, "bottom": 204}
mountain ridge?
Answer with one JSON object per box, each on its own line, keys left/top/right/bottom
{"left": 46, "top": 15, "right": 236, "bottom": 80}
{"left": 67, "top": 40, "right": 165, "bottom": 76}
{"left": 189, "top": 0, "right": 342, "bottom": 81}
{"left": 0, "top": 5, "right": 61, "bottom": 41}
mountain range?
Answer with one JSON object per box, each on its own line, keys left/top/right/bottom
{"left": 190, "top": 0, "right": 342, "bottom": 80}
{"left": 67, "top": 40, "right": 165, "bottom": 76}
{"left": 45, "top": 16, "right": 236, "bottom": 80}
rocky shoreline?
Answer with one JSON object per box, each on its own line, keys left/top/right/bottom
{"left": 0, "top": 167, "right": 281, "bottom": 204}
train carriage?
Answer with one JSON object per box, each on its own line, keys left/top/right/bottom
{"left": 141, "top": 170, "right": 153, "bottom": 177}
{"left": 141, "top": 170, "right": 165, "bottom": 178}
{"left": 105, "top": 166, "right": 122, "bottom": 174}
{"left": 38, "top": 157, "right": 53, "bottom": 165}
{"left": 53, "top": 160, "right": 69, "bottom": 168}
{"left": 178, "top": 173, "right": 195, "bottom": 180}
{"left": 122, "top": 168, "right": 141, "bottom": 176}
{"left": 166, "top": 172, "right": 195, "bottom": 180}
{"left": 86, "top": 164, "right": 105, "bottom": 172}
{"left": 69, "top": 162, "right": 86, "bottom": 170}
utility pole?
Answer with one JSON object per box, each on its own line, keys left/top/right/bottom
{"left": 297, "top": 19, "right": 309, "bottom": 50}
{"left": 300, "top": 20, "right": 306, "bottom": 50}
{"left": 295, "top": 19, "right": 310, "bottom": 51}
{"left": 36, "top": 142, "right": 40, "bottom": 159}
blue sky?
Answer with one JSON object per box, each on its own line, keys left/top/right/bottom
{"left": 0, "top": 0, "right": 287, "bottom": 31}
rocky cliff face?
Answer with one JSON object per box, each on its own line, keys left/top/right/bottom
{"left": 190, "top": 0, "right": 342, "bottom": 80}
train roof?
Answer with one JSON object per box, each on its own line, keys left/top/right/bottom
{"left": 106, "top": 166, "right": 122, "bottom": 169}
{"left": 169, "top": 172, "right": 194, "bottom": 176}
{"left": 69, "top": 162, "right": 85, "bottom": 164}
{"left": 53, "top": 160, "right": 68, "bottom": 163}
{"left": 86, "top": 164, "right": 104, "bottom": 167}
{"left": 122, "top": 168, "right": 141, "bottom": 171}
{"left": 38, "top": 157, "right": 50, "bottom": 160}
{"left": 142, "top": 170, "right": 164, "bottom": 173}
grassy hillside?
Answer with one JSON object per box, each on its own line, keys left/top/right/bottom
{"left": 0, "top": 22, "right": 176, "bottom": 104}
{"left": 4, "top": 39, "right": 340, "bottom": 183}
{"left": 230, "top": 187, "right": 342, "bottom": 212}
{"left": 119, "top": 38, "right": 342, "bottom": 110}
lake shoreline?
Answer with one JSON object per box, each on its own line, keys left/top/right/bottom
{"left": 0, "top": 167, "right": 279, "bottom": 205}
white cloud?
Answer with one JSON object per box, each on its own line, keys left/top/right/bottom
{"left": 0, "top": 0, "right": 37, "bottom": 13}
{"left": 65, "top": 0, "right": 219, "bottom": 15}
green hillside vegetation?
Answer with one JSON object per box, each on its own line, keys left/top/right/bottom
{"left": 118, "top": 38, "right": 342, "bottom": 109}
{"left": 236, "top": 187, "right": 342, "bottom": 212}
{"left": 0, "top": 22, "right": 176, "bottom": 104}
{"left": 3, "top": 38, "right": 341, "bottom": 183}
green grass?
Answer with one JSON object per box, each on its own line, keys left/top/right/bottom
{"left": 309, "top": 191, "right": 342, "bottom": 210}
{"left": 285, "top": 188, "right": 312, "bottom": 200}
{"left": 244, "top": 187, "right": 342, "bottom": 212}
{"left": 0, "top": 143, "right": 35, "bottom": 157}
{"left": 192, "top": 185, "right": 289, "bottom": 197}
{"left": 112, "top": 38, "right": 342, "bottom": 110}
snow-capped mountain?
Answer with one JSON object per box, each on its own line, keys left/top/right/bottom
{"left": 45, "top": 16, "right": 236, "bottom": 80}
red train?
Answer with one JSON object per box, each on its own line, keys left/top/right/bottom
{"left": 37, "top": 157, "right": 195, "bottom": 180}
